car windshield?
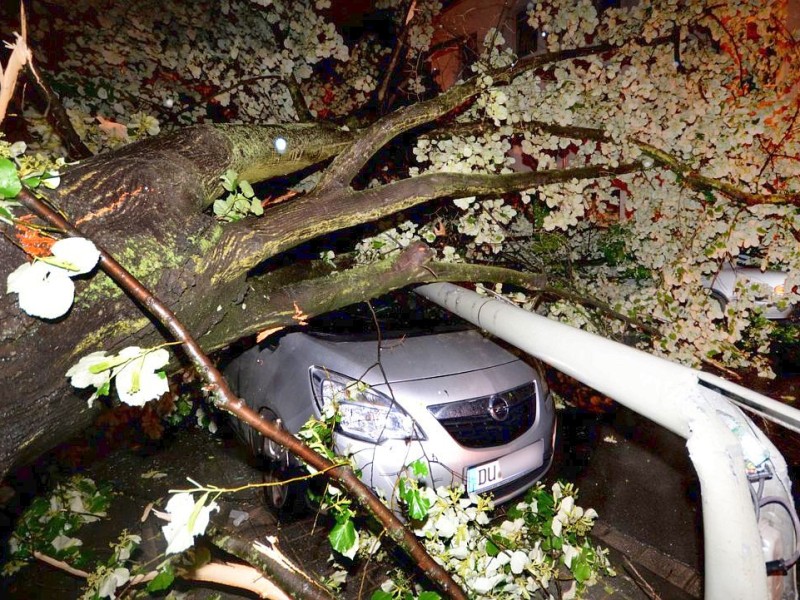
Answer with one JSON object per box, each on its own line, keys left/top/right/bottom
{"left": 307, "top": 289, "right": 471, "bottom": 340}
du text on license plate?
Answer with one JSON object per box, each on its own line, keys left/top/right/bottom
{"left": 467, "top": 459, "right": 502, "bottom": 494}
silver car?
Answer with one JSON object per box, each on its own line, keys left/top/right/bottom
{"left": 223, "top": 293, "right": 556, "bottom": 513}
{"left": 707, "top": 261, "right": 795, "bottom": 320}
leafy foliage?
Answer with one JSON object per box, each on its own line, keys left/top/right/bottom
{"left": 3, "top": 476, "right": 113, "bottom": 576}
{"left": 212, "top": 170, "right": 263, "bottom": 222}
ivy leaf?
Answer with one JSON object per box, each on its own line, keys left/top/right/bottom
{"left": 146, "top": 567, "right": 175, "bottom": 592}
{"left": 572, "top": 555, "right": 592, "bottom": 582}
{"left": 328, "top": 518, "right": 358, "bottom": 559}
{"left": 0, "top": 158, "right": 21, "bottom": 198}
{"left": 404, "top": 487, "right": 431, "bottom": 521}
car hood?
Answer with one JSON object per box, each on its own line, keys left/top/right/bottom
{"left": 288, "top": 329, "right": 518, "bottom": 384}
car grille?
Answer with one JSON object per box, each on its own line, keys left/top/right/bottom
{"left": 428, "top": 382, "right": 537, "bottom": 448}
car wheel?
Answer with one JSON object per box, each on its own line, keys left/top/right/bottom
{"left": 256, "top": 409, "right": 309, "bottom": 516}
{"left": 262, "top": 465, "right": 307, "bottom": 515}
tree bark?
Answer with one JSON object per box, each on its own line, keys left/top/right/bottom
{"left": 0, "top": 122, "right": 353, "bottom": 476}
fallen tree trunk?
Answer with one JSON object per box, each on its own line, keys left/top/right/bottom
{"left": 0, "top": 43, "right": 651, "bottom": 476}
{"left": 0, "top": 122, "right": 356, "bottom": 475}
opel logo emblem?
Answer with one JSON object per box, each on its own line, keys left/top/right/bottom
{"left": 488, "top": 396, "right": 510, "bottom": 422}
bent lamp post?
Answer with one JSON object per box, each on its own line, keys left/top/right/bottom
{"left": 416, "top": 282, "right": 799, "bottom": 600}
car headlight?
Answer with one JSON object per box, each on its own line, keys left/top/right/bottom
{"left": 309, "top": 367, "right": 422, "bottom": 443}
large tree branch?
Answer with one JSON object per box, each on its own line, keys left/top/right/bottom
{"left": 313, "top": 34, "right": 674, "bottom": 195}
{"left": 637, "top": 141, "right": 800, "bottom": 206}
{"left": 435, "top": 121, "right": 800, "bottom": 207}
{"left": 220, "top": 160, "right": 644, "bottom": 279}
{"left": 440, "top": 119, "right": 612, "bottom": 142}
{"left": 203, "top": 250, "right": 658, "bottom": 352}
{"left": 203, "top": 256, "right": 546, "bottom": 350}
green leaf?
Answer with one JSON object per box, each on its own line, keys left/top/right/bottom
{"left": 0, "top": 204, "right": 13, "bottom": 224}
{"left": 96, "top": 380, "right": 111, "bottom": 398}
{"left": 328, "top": 518, "right": 357, "bottom": 558}
{"left": 0, "top": 158, "right": 21, "bottom": 198}
{"left": 370, "top": 591, "right": 393, "bottom": 600}
{"left": 418, "top": 592, "right": 442, "bottom": 600}
{"left": 485, "top": 539, "right": 500, "bottom": 557}
{"left": 572, "top": 556, "right": 592, "bottom": 582}
{"left": 239, "top": 179, "right": 254, "bottom": 198}
{"left": 405, "top": 488, "right": 431, "bottom": 521}
{"left": 146, "top": 567, "right": 175, "bottom": 592}
{"left": 22, "top": 175, "right": 41, "bottom": 189}
{"left": 250, "top": 197, "right": 263, "bottom": 216}
{"left": 409, "top": 459, "right": 429, "bottom": 478}
{"left": 398, "top": 477, "right": 409, "bottom": 498}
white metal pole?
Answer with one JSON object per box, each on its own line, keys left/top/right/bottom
{"left": 415, "top": 282, "right": 795, "bottom": 599}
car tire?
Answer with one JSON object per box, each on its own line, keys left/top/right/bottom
{"left": 255, "top": 407, "right": 310, "bottom": 516}
{"left": 262, "top": 465, "right": 308, "bottom": 516}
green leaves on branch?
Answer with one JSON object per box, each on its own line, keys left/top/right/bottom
{"left": 2, "top": 476, "right": 113, "bottom": 577}
{"left": 213, "top": 169, "right": 263, "bottom": 222}
{"left": 398, "top": 460, "right": 432, "bottom": 522}
{"left": 329, "top": 516, "right": 359, "bottom": 560}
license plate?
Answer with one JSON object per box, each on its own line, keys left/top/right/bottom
{"left": 466, "top": 441, "right": 543, "bottom": 495}
{"left": 467, "top": 460, "right": 502, "bottom": 494}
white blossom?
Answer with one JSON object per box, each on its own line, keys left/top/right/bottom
{"left": 160, "top": 492, "right": 219, "bottom": 555}
{"left": 112, "top": 347, "right": 170, "bottom": 407}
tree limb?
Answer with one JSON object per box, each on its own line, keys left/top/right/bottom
{"left": 637, "top": 140, "right": 800, "bottom": 206}
{"left": 208, "top": 525, "right": 329, "bottom": 600}
{"left": 188, "top": 561, "right": 292, "bottom": 600}
{"left": 203, "top": 251, "right": 659, "bottom": 352}
{"left": 376, "top": 0, "right": 416, "bottom": 111}
{"left": 33, "top": 550, "right": 289, "bottom": 600}
{"left": 432, "top": 122, "right": 800, "bottom": 207}
{"left": 226, "top": 160, "right": 644, "bottom": 276}
{"left": 25, "top": 62, "right": 93, "bottom": 160}
{"left": 313, "top": 34, "right": 673, "bottom": 195}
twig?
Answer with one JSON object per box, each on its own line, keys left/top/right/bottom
{"left": 623, "top": 556, "right": 662, "bottom": 600}
{"left": 32, "top": 551, "right": 91, "bottom": 578}
{"left": 34, "top": 549, "right": 287, "bottom": 600}
{"left": 376, "top": 0, "right": 416, "bottom": 110}
{"left": 25, "top": 61, "right": 93, "bottom": 160}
